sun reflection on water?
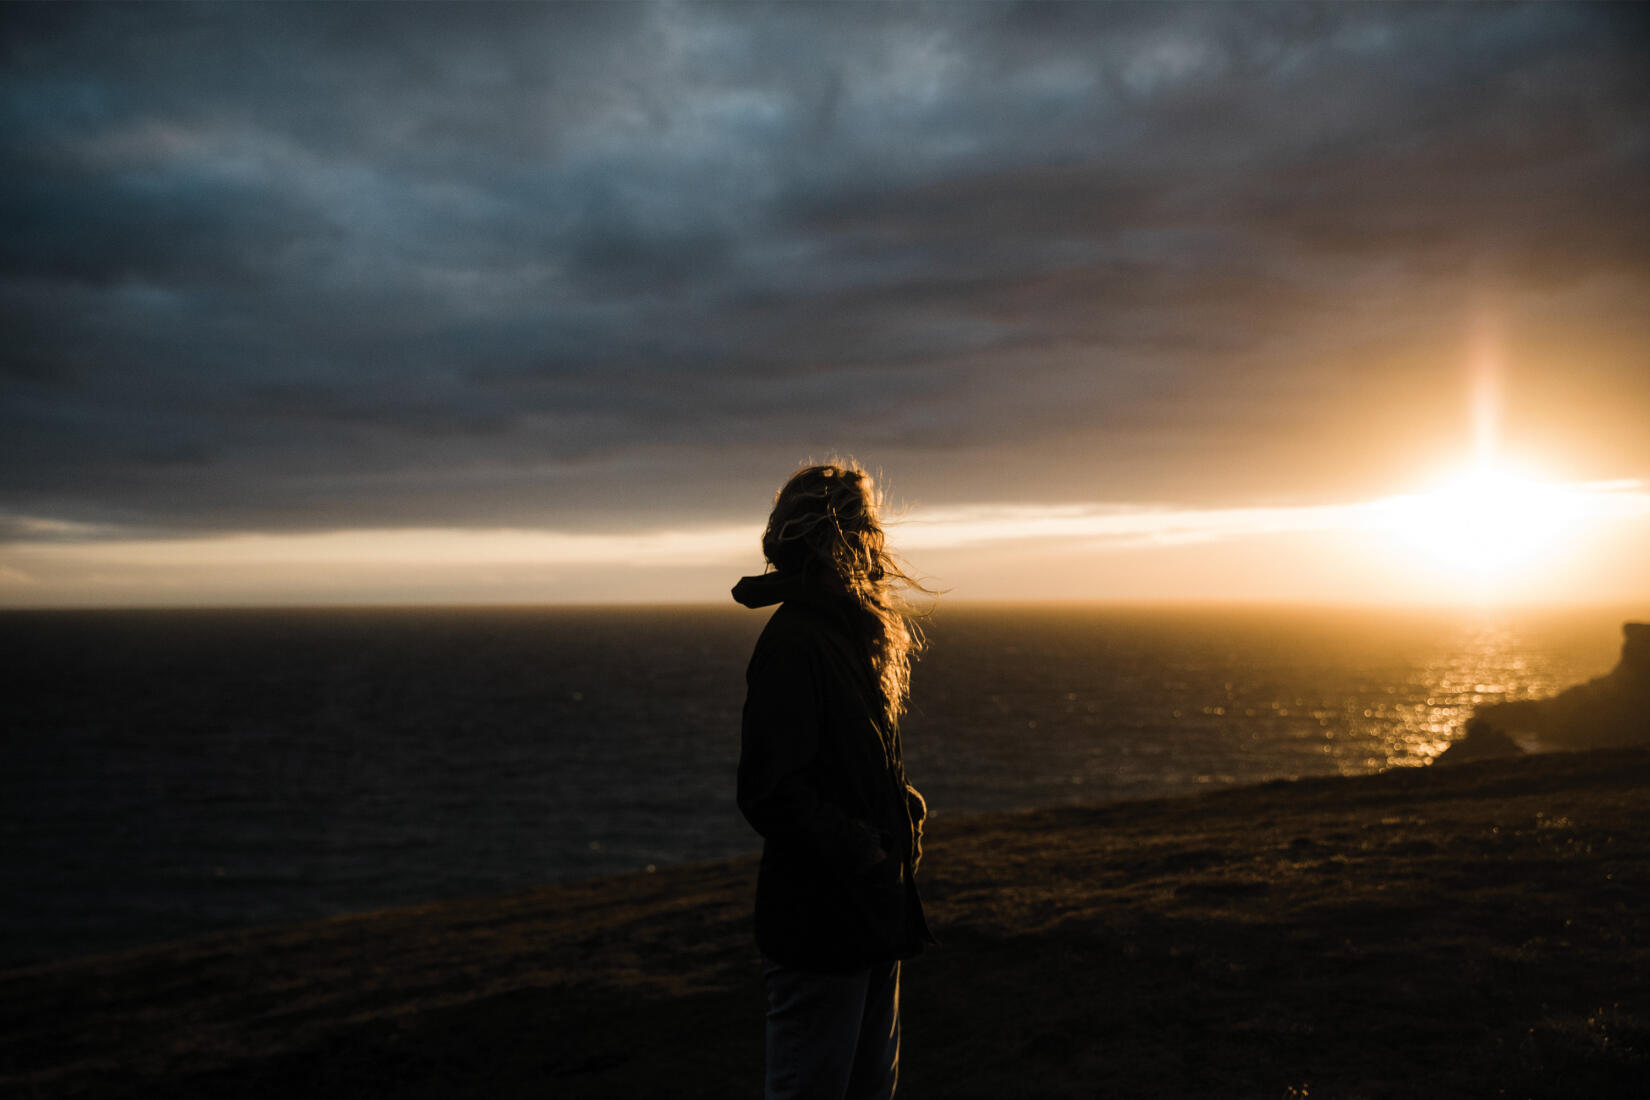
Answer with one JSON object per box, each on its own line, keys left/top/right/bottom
{"left": 905, "top": 605, "right": 1626, "bottom": 811}
{"left": 1347, "top": 620, "right": 1595, "bottom": 770}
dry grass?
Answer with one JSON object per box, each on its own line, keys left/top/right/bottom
{"left": 4, "top": 749, "right": 1647, "bottom": 1098}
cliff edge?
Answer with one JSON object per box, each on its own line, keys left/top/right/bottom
{"left": 1475, "top": 621, "right": 1650, "bottom": 750}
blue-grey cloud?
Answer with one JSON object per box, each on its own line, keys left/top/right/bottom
{"left": 2, "top": 1, "right": 1647, "bottom": 538}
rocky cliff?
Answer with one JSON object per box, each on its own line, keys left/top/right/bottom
{"left": 1474, "top": 622, "right": 1650, "bottom": 750}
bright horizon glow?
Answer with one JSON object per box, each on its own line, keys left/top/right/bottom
{"left": 1370, "top": 464, "right": 1589, "bottom": 576}
{"left": 3, "top": 475, "right": 1648, "bottom": 607}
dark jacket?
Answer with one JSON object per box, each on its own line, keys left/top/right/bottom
{"left": 734, "top": 572, "right": 934, "bottom": 973}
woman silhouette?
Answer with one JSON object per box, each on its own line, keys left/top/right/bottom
{"left": 734, "top": 461, "right": 934, "bottom": 1100}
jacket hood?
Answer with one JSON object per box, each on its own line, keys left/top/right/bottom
{"left": 731, "top": 571, "right": 813, "bottom": 609}
{"left": 734, "top": 572, "right": 868, "bottom": 648}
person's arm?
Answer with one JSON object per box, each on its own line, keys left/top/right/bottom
{"left": 905, "top": 783, "right": 927, "bottom": 872}
{"left": 737, "top": 631, "right": 886, "bottom": 875}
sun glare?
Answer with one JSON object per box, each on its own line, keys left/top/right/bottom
{"left": 1356, "top": 307, "right": 1639, "bottom": 599}
{"left": 1371, "top": 464, "right": 1590, "bottom": 580}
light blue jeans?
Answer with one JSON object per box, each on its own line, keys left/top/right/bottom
{"left": 763, "top": 958, "right": 901, "bottom": 1100}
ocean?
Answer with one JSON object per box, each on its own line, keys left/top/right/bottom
{"left": 0, "top": 602, "right": 1631, "bottom": 969}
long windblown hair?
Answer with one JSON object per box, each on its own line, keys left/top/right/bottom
{"left": 762, "top": 460, "right": 928, "bottom": 724}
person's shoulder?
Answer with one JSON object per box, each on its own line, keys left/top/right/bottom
{"left": 757, "top": 600, "right": 828, "bottom": 649}
{"left": 757, "top": 597, "right": 856, "bottom": 661}
{"left": 759, "top": 597, "right": 831, "bottom": 649}
{"left": 747, "top": 604, "right": 828, "bottom": 685}
{"left": 775, "top": 596, "right": 860, "bottom": 644}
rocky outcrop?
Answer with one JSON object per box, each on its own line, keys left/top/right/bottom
{"left": 1473, "top": 622, "right": 1650, "bottom": 750}
{"left": 1435, "top": 717, "right": 1524, "bottom": 764}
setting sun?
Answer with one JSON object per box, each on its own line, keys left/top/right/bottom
{"left": 1372, "top": 464, "right": 1596, "bottom": 579}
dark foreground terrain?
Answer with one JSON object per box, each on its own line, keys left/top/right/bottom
{"left": 4, "top": 749, "right": 1647, "bottom": 1099}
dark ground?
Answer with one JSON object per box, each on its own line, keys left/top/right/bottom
{"left": 4, "top": 749, "right": 1648, "bottom": 1099}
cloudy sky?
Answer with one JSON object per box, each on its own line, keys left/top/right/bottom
{"left": 4, "top": 2, "right": 1649, "bottom": 606}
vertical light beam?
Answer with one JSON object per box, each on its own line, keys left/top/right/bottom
{"left": 1469, "top": 307, "right": 1502, "bottom": 469}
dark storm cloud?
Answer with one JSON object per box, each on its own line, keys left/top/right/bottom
{"left": 2, "top": 1, "right": 1648, "bottom": 537}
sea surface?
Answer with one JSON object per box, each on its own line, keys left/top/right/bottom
{"left": 0, "top": 602, "right": 1633, "bottom": 968}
